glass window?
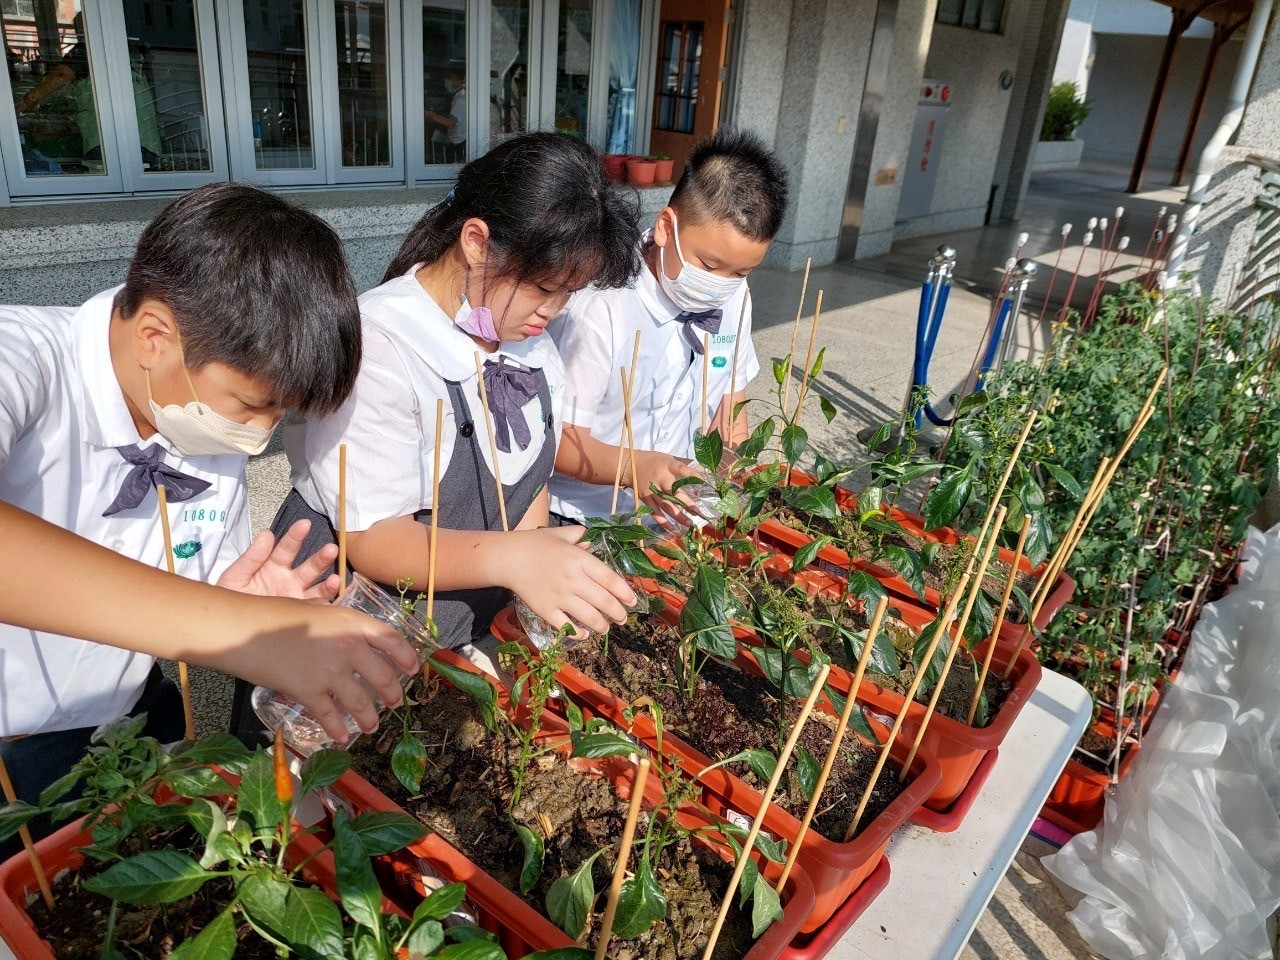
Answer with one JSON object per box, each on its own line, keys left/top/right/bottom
{"left": 489, "top": 0, "right": 528, "bottom": 143}
{"left": 120, "top": 0, "right": 212, "bottom": 172}
{"left": 935, "top": 0, "right": 1004, "bottom": 33}
{"left": 421, "top": 0, "right": 464, "bottom": 165}
{"left": 241, "top": 0, "right": 315, "bottom": 169}
{"left": 605, "top": 0, "right": 641, "bottom": 154}
{"left": 3, "top": 0, "right": 109, "bottom": 176}
{"left": 654, "top": 20, "right": 699, "bottom": 135}
{"left": 553, "top": 0, "right": 589, "bottom": 137}
{"left": 334, "top": 0, "right": 390, "bottom": 167}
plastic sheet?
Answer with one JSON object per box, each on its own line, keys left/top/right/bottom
{"left": 1044, "top": 523, "right": 1280, "bottom": 960}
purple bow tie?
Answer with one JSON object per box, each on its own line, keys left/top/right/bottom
{"left": 674, "top": 309, "right": 723, "bottom": 355}
{"left": 103, "top": 443, "right": 212, "bottom": 518}
{"left": 483, "top": 357, "right": 545, "bottom": 453}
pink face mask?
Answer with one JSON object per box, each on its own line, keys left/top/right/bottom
{"left": 454, "top": 295, "right": 500, "bottom": 343}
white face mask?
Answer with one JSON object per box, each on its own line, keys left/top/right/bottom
{"left": 657, "top": 214, "right": 746, "bottom": 313}
{"left": 146, "top": 363, "right": 273, "bottom": 458}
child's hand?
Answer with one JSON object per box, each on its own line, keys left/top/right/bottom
{"left": 632, "top": 450, "right": 702, "bottom": 528}
{"left": 505, "top": 526, "right": 637, "bottom": 637}
{"left": 218, "top": 520, "right": 341, "bottom": 601}
{"left": 218, "top": 600, "right": 419, "bottom": 743}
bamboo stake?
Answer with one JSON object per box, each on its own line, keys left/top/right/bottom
{"left": 594, "top": 757, "right": 651, "bottom": 960}
{"left": 845, "top": 573, "right": 971, "bottom": 841}
{"left": 725, "top": 292, "right": 749, "bottom": 443}
{"left": 155, "top": 484, "right": 196, "bottom": 742}
{"left": 337, "top": 443, "right": 348, "bottom": 588}
{"left": 792, "top": 290, "right": 825, "bottom": 422}
{"left": 0, "top": 755, "right": 53, "bottom": 909}
{"left": 702, "top": 664, "right": 831, "bottom": 960}
{"left": 701, "top": 332, "right": 711, "bottom": 437}
{"left": 621, "top": 369, "right": 640, "bottom": 514}
{"left": 473, "top": 353, "right": 510, "bottom": 533}
{"left": 428, "top": 399, "right": 444, "bottom": 620}
{"left": 610, "top": 366, "right": 632, "bottom": 516}
{"left": 781, "top": 258, "right": 811, "bottom": 414}
{"left": 777, "top": 597, "right": 889, "bottom": 891}
{"left": 902, "top": 507, "right": 1007, "bottom": 774}
{"left": 968, "top": 515, "right": 1030, "bottom": 725}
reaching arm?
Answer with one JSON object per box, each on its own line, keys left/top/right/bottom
{"left": 0, "top": 502, "right": 419, "bottom": 744}
{"left": 712, "top": 388, "right": 751, "bottom": 448}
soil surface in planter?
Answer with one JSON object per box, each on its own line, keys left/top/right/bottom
{"left": 569, "top": 617, "right": 910, "bottom": 841}
{"left": 28, "top": 828, "right": 277, "bottom": 960}
{"left": 350, "top": 674, "right": 756, "bottom": 960}
{"left": 1073, "top": 727, "right": 1130, "bottom": 774}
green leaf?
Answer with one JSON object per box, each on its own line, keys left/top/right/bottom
{"left": 694, "top": 430, "right": 724, "bottom": 474}
{"left": 38, "top": 769, "right": 84, "bottom": 808}
{"left": 964, "top": 588, "right": 996, "bottom": 644}
{"left": 922, "top": 467, "right": 973, "bottom": 531}
{"left": 546, "top": 849, "right": 605, "bottom": 938}
{"left": 348, "top": 810, "right": 427, "bottom": 856}
{"left": 0, "top": 801, "right": 40, "bottom": 843}
{"left": 737, "top": 418, "right": 776, "bottom": 461}
{"left": 235, "top": 749, "right": 282, "bottom": 837}
{"left": 1043, "top": 463, "right": 1083, "bottom": 501}
{"left": 406, "top": 920, "right": 444, "bottom": 957}
{"left": 172, "top": 734, "right": 252, "bottom": 771}
{"left": 611, "top": 854, "right": 668, "bottom": 939}
{"left": 846, "top": 571, "right": 889, "bottom": 609}
{"left": 791, "top": 535, "right": 832, "bottom": 572}
{"left": 333, "top": 810, "right": 383, "bottom": 932}
{"left": 163, "top": 766, "right": 229, "bottom": 799}
{"left": 819, "top": 395, "right": 838, "bottom": 424}
{"left": 169, "top": 905, "right": 236, "bottom": 960}
{"left": 1023, "top": 511, "right": 1053, "bottom": 566}
{"left": 912, "top": 621, "right": 952, "bottom": 696}
{"left": 411, "top": 882, "right": 468, "bottom": 924}
{"left": 280, "top": 886, "right": 345, "bottom": 960}
{"left": 239, "top": 874, "right": 291, "bottom": 944}
{"left": 430, "top": 655, "right": 499, "bottom": 732}
{"left": 884, "top": 545, "right": 926, "bottom": 601}
{"left": 513, "top": 820, "right": 545, "bottom": 894}
{"left": 299, "top": 750, "right": 351, "bottom": 797}
{"left": 780, "top": 484, "right": 838, "bottom": 521}
{"left": 392, "top": 729, "right": 428, "bottom": 794}
{"left": 781, "top": 423, "right": 809, "bottom": 465}
{"left": 570, "top": 732, "right": 639, "bottom": 760}
{"left": 189, "top": 800, "right": 230, "bottom": 869}
{"left": 741, "top": 748, "right": 778, "bottom": 785}
{"left": 435, "top": 943, "right": 506, "bottom": 960}
{"left": 679, "top": 565, "right": 736, "bottom": 660}
{"left": 750, "top": 877, "right": 785, "bottom": 937}
{"left": 865, "top": 420, "right": 892, "bottom": 451}
{"left": 794, "top": 745, "right": 821, "bottom": 802}
{"left": 524, "top": 950, "right": 594, "bottom": 960}
{"left": 82, "top": 851, "right": 215, "bottom": 904}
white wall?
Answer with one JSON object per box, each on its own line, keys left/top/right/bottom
{"left": 1053, "top": 0, "right": 1097, "bottom": 90}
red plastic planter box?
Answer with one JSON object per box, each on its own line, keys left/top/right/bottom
{"left": 1039, "top": 721, "right": 1139, "bottom": 835}
{"left": 331, "top": 648, "right": 816, "bottom": 960}
{"left": 492, "top": 610, "right": 940, "bottom": 936}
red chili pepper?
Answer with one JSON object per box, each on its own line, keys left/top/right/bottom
{"left": 273, "top": 725, "right": 294, "bottom": 805}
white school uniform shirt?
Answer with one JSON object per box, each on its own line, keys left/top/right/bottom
{"left": 0, "top": 288, "right": 250, "bottom": 737}
{"left": 287, "top": 264, "right": 566, "bottom": 532}
{"left": 548, "top": 245, "right": 759, "bottom": 523}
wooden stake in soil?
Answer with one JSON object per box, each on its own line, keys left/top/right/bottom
{"left": 726, "top": 292, "right": 749, "bottom": 442}
{"left": 610, "top": 367, "right": 631, "bottom": 516}
{"left": 0, "top": 754, "right": 53, "bottom": 910}
{"left": 594, "top": 756, "right": 651, "bottom": 960}
{"left": 792, "top": 289, "right": 825, "bottom": 422}
{"left": 777, "top": 597, "right": 890, "bottom": 892}
{"left": 844, "top": 573, "right": 971, "bottom": 841}
{"left": 701, "top": 664, "right": 831, "bottom": 960}
{"left": 337, "top": 443, "right": 348, "bottom": 588}
{"left": 902, "top": 506, "right": 1007, "bottom": 775}
{"left": 473, "top": 353, "right": 510, "bottom": 533}
{"left": 968, "top": 514, "right": 1030, "bottom": 725}
{"left": 621, "top": 369, "right": 640, "bottom": 515}
{"left": 781, "top": 258, "right": 812, "bottom": 414}
{"left": 155, "top": 483, "right": 196, "bottom": 743}
{"left": 427, "top": 398, "right": 445, "bottom": 621}
{"left": 701, "top": 331, "right": 711, "bottom": 437}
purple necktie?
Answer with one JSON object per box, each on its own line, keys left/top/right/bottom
{"left": 103, "top": 443, "right": 212, "bottom": 518}
{"left": 674, "top": 309, "right": 723, "bottom": 355}
{"left": 483, "top": 357, "right": 545, "bottom": 453}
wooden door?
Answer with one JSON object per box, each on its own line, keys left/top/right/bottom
{"left": 648, "top": 0, "right": 729, "bottom": 177}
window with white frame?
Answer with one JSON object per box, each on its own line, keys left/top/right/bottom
{"left": 0, "top": 0, "right": 657, "bottom": 200}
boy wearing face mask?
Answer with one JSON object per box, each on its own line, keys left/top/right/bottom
{"left": 0, "top": 183, "right": 419, "bottom": 852}
{"left": 549, "top": 127, "right": 790, "bottom": 526}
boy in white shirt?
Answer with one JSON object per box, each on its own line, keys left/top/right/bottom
{"left": 550, "top": 127, "right": 790, "bottom": 525}
{"left": 0, "top": 183, "right": 417, "bottom": 855}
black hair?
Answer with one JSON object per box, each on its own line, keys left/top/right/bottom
{"left": 668, "top": 127, "right": 790, "bottom": 242}
{"left": 383, "top": 132, "right": 643, "bottom": 290}
{"left": 118, "top": 182, "right": 361, "bottom": 416}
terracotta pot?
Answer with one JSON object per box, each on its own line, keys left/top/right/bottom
{"left": 652, "top": 157, "right": 675, "bottom": 183}
{"left": 492, "top": 608, "right": 940, "bottom": 935}
{"left": 1039, "top": 719, "right": 1139, "bottom": 835}
{"left": 333, "top": 648, "right": 816, "bottom": 959}
{"left": 601, "top": 153, "right": 627, "bottom": 183}
{"left": 625, "top": 158, "right": 657, "bottom": 186}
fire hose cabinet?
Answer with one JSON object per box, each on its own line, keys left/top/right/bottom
{"left": 899, "top": 80, "right": 952, "bottom": 221}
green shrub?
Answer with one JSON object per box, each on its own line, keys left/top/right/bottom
{"left": 1041, "top": 81, "right": 1091, "bottom": 142}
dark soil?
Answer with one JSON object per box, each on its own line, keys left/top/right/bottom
{"left": 349, "top": 674, "right": 758, "bottom": 960}
{"left": 569, "top": 617, "right": 911, "bottom": 841}
{"left": 28, "top": 829, "right": 277, "bottom": 960}
{"left": 1074, "top": 728, "right": 1128, "bottom": 774}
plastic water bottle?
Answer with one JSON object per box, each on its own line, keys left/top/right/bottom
{"left": 252, "top": 573, "right": 437, "bottom": 755}
{"left": 515, "top": 542, "right": 652, "bottom": 649}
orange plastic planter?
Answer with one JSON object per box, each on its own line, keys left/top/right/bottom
{"left": 1039, "top": 721, "right": 1139, "bottom": 835}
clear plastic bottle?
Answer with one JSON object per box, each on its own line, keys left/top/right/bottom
{"left": 515, "top": 541, "right": 651, "bottom": 649}
{"left": 252, "top": 573, "right": 437, "bottom": 755}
